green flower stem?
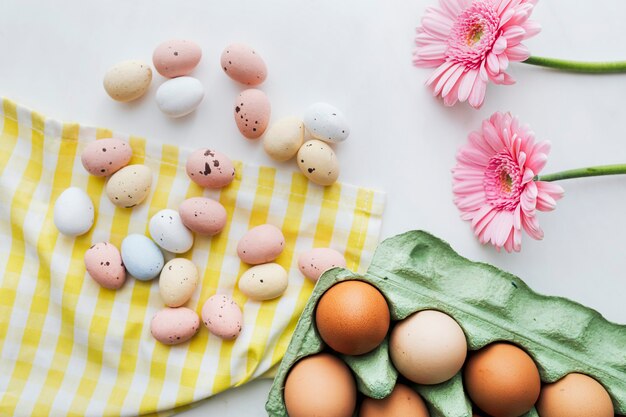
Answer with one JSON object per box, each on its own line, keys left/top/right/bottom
{"left": 537, "top": 164, "right": 626, "bottom": 182}
{"left": 523, "top": 56, "right": 626, "bottom": 73}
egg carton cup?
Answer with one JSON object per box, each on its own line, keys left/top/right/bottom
{"left": 265, "top": 230, "right": 626, "bottom": 417}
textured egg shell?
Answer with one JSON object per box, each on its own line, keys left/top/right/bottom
{"left": 81, "top": 138, "right": 132, "bottom": 177}
{"left": 221, "top": 43, "right": 267, "bottom": 86}
{"left": 84, "top": 242, "right": 126, "bottom": 289}
{"left": 53, "top": 187, "right": 94, "bottom": 237}
{"left": 103, "top": 60, "right": 152, "bottom": 102}
{"left": 297, "top": 140, "right": 340, "bottom": 186}
{"left": 201, "top": 294, "right": 243, "bottom": 340}
{"left": 263, "top": 117, "right": 304, "bottom": 161}
{"left": 106, "top": 164, "right": 152, "bottom": 208}
{"left": 315, "top": 280, "right": 390, "bottom": 355}
{"left": 153, "top": 39, "right": 202, "bottom": 78}
{"left": 464, "top": 343, "right": 541, "bottom": 417}
{"left": 149, "top": 209, "right": 194, "bottom": 253}
{"left": 159, "top": 258, "right": 198, "bottom": 307}
{"left": 178, "top": 197, "right": 227, "bottom": 236}
{"left": 284, "top": 353, "right": 356, "bottom": 417}
{"left": 536, "top": 373, "right": 614, "bottom": 417}
{"left": 298, "top": 247, "right": 346, "bottom": 282}
{"left": 186, "top": 148, "right": 235, "bottom": 189}
{"left": 390, "top": 310, "right": 467, "bottom": 385}
{"left": 238, "top": 263, "right": 288, "bottom": 301}
{"left": 237, "top": 224, "right": 285, "bottom": 264}
{"left": 150, "top": 307, "right": 200, "bottom": 345}
{"left": 121, "top": 234, "right": 164, "bottom": 280}
{"left": 360, "top": 384, "right": 430, "bottom": 417}
{"left": 303, "top": 102, "right": 350, "bottom": 143}
{"left": 234, "top": 89, "right": 270, "bottom": 139}
{"left": 156, "top": 76, "right": 204, "bottom": 118}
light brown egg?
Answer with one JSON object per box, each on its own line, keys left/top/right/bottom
{"left": 463, "top": 343, "right": 541, "bottom": 417}
{"left": 315, "top": 280, "right": 390, "bottom": 356}
{"left": 536, "top": 373, "right": 614, "bottom": 417}
{"left": 359, "top": 383, "right": 430, "bottom": 417}
{"left": 284, "top": 353, "right": 356, "bottom": 417}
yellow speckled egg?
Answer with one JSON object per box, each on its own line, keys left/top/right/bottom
{"left": 106, "top": 164, "right": 152, "bottom": 208}
{"left": 103, "top": 60, "right": 152, "bottom": 102}
{"left": 297, "top": 140, "right": 340, "bottom": 186}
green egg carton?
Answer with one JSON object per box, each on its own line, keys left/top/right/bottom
{"left": 265, "top": 230, "right": 626, "bottom": 417}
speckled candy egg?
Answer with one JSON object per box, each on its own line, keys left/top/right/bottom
{"left": 263, "top": 117, "right": 304, "bottom": 162}
{"left": 151, "top": 307, "right": 200, "bottom": 345}
{"left": 103, "top": 60, "right": 152, "bottom": 102}
{"left": 53, "top": 187, "right": 94, "bottom": 237}
{"left": 149, "top": 209, "right": 194, "bottom": 253}
{"left": 186, "top": 148, "right": 235, "bottom": 189}
{"left": 153, "top": 39, "right": 202, "bottom": 78}
{"left": 121, "top": 234, "right": 164, "bottom": 281}
{"left": 303, "top": 102, "right": 350, "bottom": 143}
{"left": 234, "top": 89, "right": 270, "bottom": 139}
{"left": 81, "top": 138, "right": 132, "bottom": 177}
{"left": 84, "top": 242, "right": 126, "bottom": 289}
{"left": 237, "top": 224, "right": 285, "bottom": 264}
{"left": 178, "top": 197, "right": 227, "bottom": 236}
{"left": 106, "top": 164, "right": 152, "bottom": 208}
{"left": 297, "top": 140, "right": 340, "bottom": 186}
{"left": 159, "top": 258, "right": 198, "bottom": 307}
{"left": 221, "top": 43, "right": 267, "bottom": 86}
{"left": 155, "top": 76, "right": 204, "bottom": 118}
{"left": 238, "top": 263, "right": 288, "bottom": 301}
{"left": 202, "top": 294, "right": 243, "bottom": 340}
{"left": 298, "top": 248, "right": 346, "bottom": 282}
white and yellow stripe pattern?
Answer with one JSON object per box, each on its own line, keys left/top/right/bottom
{"left": 0, "top": 98, "right": 385, "bottom": 416}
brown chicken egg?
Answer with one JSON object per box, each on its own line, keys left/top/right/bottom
{"left": 536, "top": 373, "right": 614, "bottom": 417}
{"left": 315, "top": 280, "right": 390, "bottom": 355}
{"left": 359, "top": 383, "right": 430, "bottom": 417}
{"left": 463, "top": 343, "right": 541, "bottom": 417}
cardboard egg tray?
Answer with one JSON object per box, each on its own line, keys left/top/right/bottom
{"left": 265, "top": 230, "right": 626, "bottom": 417}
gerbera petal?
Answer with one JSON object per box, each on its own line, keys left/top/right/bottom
{"left": 522, "top": 214, "right": 544, "bottom": 240}
{"left": 458, "top": 69, "right": 478, "bottom": 102}
{"left": 492, "top": 36, "right": 508, "bottom": 55}
{"left": 503, "top": 25, "right": 526, "bottom": 45}
{"left": 536, "top": 181, "right": 565, "bottom": 201}
{"left": 442, "top": 65, "right": 466, "bottom": 96}
{"left": 506, "top": 44, "right": 530, "bottom": 61}
{"left": 486, "top": 53, "right": 500, "bottom": 75}
{"left": 468, "top": 78, "right": 487, "bottom": 109}
{"left": 522, "top": 20, "right": 541, "bottom": 38}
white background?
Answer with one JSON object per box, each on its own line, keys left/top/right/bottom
{"left": 2, "top": 0, "right": 625, "bottom": 415}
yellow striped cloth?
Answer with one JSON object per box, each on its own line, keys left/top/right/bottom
{"left": 0, "top": 98, "right": 385, "bottom": 416}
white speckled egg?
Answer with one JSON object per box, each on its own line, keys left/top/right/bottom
{"left": 303, "top": 102, "right": 350, "bottom": 143}
{"left": 234, "top": 89, "right": 270, "bottom": 139}
{"left": 84, "top": 242, "right": 126, "bottom": 289}
{"left": 178, "top": 197, "right": 227, "bottom": 236}
{"left": 237, "top": 224, "right": 285, "bottom": 265}
{"left": 53, "top": 187, "right": 94, "bottom": 237}
{"left": 238, "top": 263, "right": 288, "bottom": 301}
{"left": 156, "top": 76, "right": 204, "bottom": 118}
{"left": 81, "top": 138, "right": 132, "bottom": 177}
{"left": 186, "top": 148, "right": 235, "bottom": 189}
{"left": 263, "top": 117, "right": 304, "bottom": 161}
{"left": 121, "top": 234, "right": 164, "bottom": 281}
{"left": 151, "top": 307, "right": 200, "bottom": 345}
{"left": 103, "top": 60, "right": 152, "bottom": 102}
{"left": 202, "top": 294, "right": 243, "bottom": 340}
{"left": 297, "top": 140, "right": 340, "bottom": 186}
{"left": 159, "top": 258, "right": 198, "bottom": 307}
{"left": 221, "top": 43, "right": 267, "bottom": 86}
{"left": 298, "top": 248, "right": 347, "bottom": 282}
{"left": 106, "top": 164, "right": 152, "bottom": 208}
{"left": 149, "top": 209, "right": 194, "bottom": 254}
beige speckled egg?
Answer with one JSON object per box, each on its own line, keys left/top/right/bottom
{"left": 179, "top": 197, "right": 227, "bottom": 236}
{"left": 234, "top": 89, "right": 270, "bottom": 139}
{"left": 221, "top": 43, "right": 267, "bottom": 86}
{"left": 150, "top": 307, "right": 200, "bottom": 345}
{"left": 238, "top": 263, "right": 288, "bottom": 301}
{"left": 298, "top": 248, "right": 346, "bottom": 282}
{"left": 84, "top": 242, "right": 126, "bottom": 290}
{"left": 159, "top": 258, "right": 198, "bottom": 307}
{"left": 186, "top": 148, "right": 235, "bottom": 189}
{"left": 297, "top": 140, "right": 340, "bottom": 186}
{"left": 153, "top": 39, "right": 202, "bottom": 78}
{"left": 202, "top": 294, "right": 243, "bottom": 340}
{"left": 263, "top": 117, "right": 304, "bottom": 161}
{"left": 81, "top": 138, "right": 132, "bottom": 177}
{"left": 237, "top": 224, "right": 285, "bottom": 265}
{"left": 106, "top": 164, "right": 152, "bottom": 208}
{"left": 103, "top": 60, "right": 152, "bottom": 102}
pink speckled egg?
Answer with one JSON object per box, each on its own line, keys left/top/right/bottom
{"left": 81, "top": 138, "right": 132, "bottom": 177}
{"left": 298, "top": 248, "right": 347, "bottom": 282}
{"left": 234, "top": 89, "right": 270, "bottom": 139}
{"left": 152, "top": 39, "right": 202, "bottom": 78}
{"left": 186, "top": 148, "right": 235, "bottom": 189}
{"left": 84, "top": 242, "right": 126, "bottom": 289}
{"left": 237, "top": 224, "right": 285, "bottom": 265}
{"left": 150, "top": 307, "right": 200, "bottom": 345}
{"left": 202, "top": 294, "right": 243, "bottom": 340}
{"left": 179, "top": 197, "right": 227, "bottom": 236}
{"left": 221, "top": 43, "right": 267, "bottom": 86}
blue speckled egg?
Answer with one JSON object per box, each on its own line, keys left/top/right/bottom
{"left": 121, "top": 234, "right": 164, "bottom": 280}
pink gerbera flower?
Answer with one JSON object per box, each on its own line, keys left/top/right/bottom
{"left": 452, "top": 112, "right": 564, "bottom": 252}
{"left": 414, "top": 0, "right": 541, "bottom": 108}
